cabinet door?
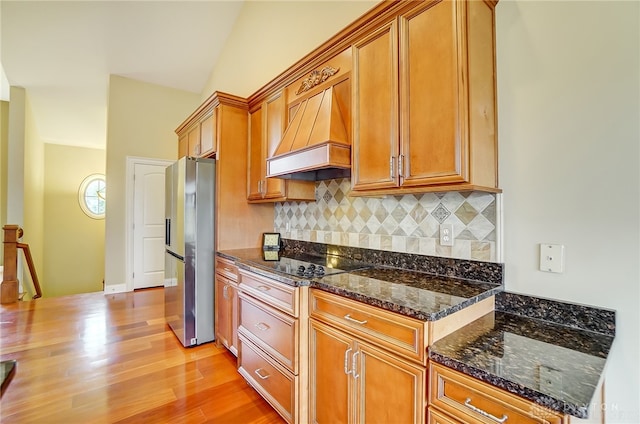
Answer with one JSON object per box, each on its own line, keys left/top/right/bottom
{"left": 309, "top": 319, "right": 353, "bottom": 424}
{"left": 247, "top": 107, "right": 265, "bottom": 200}
{"left": 263, "top": 92, "right": 287, "bottom": 199}
{"left": 399, "top": 1, "right": 467, "bottom": 187}
{"left": 178, "top": 133, "right": 188, "bottom": 158}
{"left": 199, "top": 109, "right": 216, "bottom": 157}
{"left": 351, "top": 20, "right": 399, "bottom": 191}
{"left": 354, "top": 341, "right": 426, "bottom": 424}
{"left": 228, "top": 284, "right": 238, "bottom": 355}
{"left": 215, "top": 275, "right": 232, "bottom": 350}
{"left": 187, "top": 125, "right": 201, "bottom": 157}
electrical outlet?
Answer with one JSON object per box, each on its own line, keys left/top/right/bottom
{"left": 440, "top": 224, "right": 454, "bottom": 246}
{"left": 539, "top": 244, "right": 564, "bottom": 273}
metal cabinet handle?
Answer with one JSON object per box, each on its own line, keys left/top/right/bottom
{"left": 344, "top": 314, "right": 368, "bottom": 325}
{"left": 351, "top": 351, "right": 360, "bottom": 379}
{"left": 390, "top": 156, "right": 395, "bottom": 180}
{"left": 256, "top": 285, "right": 270, "bottom": 291}
{"left": 344, "top": 347, "right": 353, "bottom": 375}
{"left": 255, "top": 322, "right": 270, "bottom": 331}
{"left": 398, "top": 154, "right": 404, "bottom": 178}
{"left": 464, "top": 398, "right": 508, "bottom": 423}
{"left": 222, "top": 285, "right": 229, "bottom": 300}
{"left": 254, "top": 368, "right": 270, "bottom": 380}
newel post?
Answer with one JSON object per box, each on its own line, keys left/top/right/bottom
{"left": 1, "top": 225, "right": 21, "bottom": 304}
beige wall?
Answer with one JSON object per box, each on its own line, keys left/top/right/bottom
{"left": 21, "top": 91, "right": 45, "bottom": 298}
{"left": 43, "top": 144, "right": 105, "bottom": 297}
{"left": 202, "top": 0, "right": 378, "bottom": 99}
{"left": 104, "top": 75, "right": 200, "bottom": 289}
{"left": 0, "top": 100, "right": 8, "bottom": 264}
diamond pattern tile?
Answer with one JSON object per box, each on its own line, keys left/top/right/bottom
{"left": 432, "top": 204, "right": 451, "bottom": 223}
{"left": 273, "top": 178, "right": 498, "bottom": 261}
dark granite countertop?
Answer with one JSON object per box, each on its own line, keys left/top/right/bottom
{"left": 218, "top": 245, "right": 615, "bottom": 420}
{"left": 429, "top": 293, "right": 616, "bottom": 419}
{"left": 216, "top": 248, "right": 502, "bottom": 321}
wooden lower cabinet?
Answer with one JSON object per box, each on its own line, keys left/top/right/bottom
{"left": 238, "top": 333, "right": 297, "bottom": 423}
{"left": 429, "top": 363, "right": 568, "bottom": 424}
{"left": 310, "top": 318, "right": 426, "bottom": 424}
{"left": 236, "top": 269, "right": 309, "bottom": 424}
{"left": 214, "top": 274, "right": 238, "bottom": 355}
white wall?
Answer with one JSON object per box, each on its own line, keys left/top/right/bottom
{"left": 496, "top": 1, "right": 639, "bottom": 421}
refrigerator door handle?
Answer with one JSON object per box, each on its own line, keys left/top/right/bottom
{"left": 165, "top": 218, "right": 171, "bottom": 246}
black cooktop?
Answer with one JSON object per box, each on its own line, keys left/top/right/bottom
{"left": 260, "top": 252, "right": 370, "bottom": 278}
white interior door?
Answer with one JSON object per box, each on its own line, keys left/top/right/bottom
{"left": 133, "top": 163, "right": 167, "bottom": 289}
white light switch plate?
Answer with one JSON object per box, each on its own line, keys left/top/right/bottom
{"left": 539, "top": 244, "right": 564, "bottom": 273}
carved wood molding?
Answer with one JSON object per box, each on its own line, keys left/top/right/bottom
{"left": 295, "top": 66, "right": 340, "bottom": 95}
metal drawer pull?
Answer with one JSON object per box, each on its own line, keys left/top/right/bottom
{"left": 254, "top": 368, "right": 270, "bottom": 380}
{"left": 344, "top": 314, "right": 368, "bottom": 325}
{"left": 464, "top": 398, "right": 508, "bottom": 423}
{"left": 223, "top": 267, "right": 233, "bottom": 272}
{"left": 344, "top": 348, "right": 353, "bottom": 375}
{"left": 351, "top": 351, "right": 360, "bottom": 379}
{"left": 255, "top": 322, "right": 270, "bottom": 331}
{"left": 256, "top": 285, "right": 270, "bottom": 291}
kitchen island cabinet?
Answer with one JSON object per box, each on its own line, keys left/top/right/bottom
{"left": 351, "top": 0, "right": 499, "bottom": 195}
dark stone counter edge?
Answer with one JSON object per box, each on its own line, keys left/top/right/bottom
{"left": 428, "top": 352, "right": 590, "bottom": 419}
{"left": 217, "top": 251, "right": 503, "bottom": 321}
{"left": 282, "top": 239, "right": 504, "bottom": 285}
{"left": 310, "top": 281, "right": 503, "bottom": 321}
{"left": 496, "top": 292, "right": 616, "bottom": 337}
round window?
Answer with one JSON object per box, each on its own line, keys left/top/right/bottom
{"left": 78, "top": 174, "right": 106, "bottom": 219}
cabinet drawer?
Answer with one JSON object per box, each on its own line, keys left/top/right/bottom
{"left": 238, "top": 292, "right": 298, "bottom": 373}
{"left": 310, "top": 289, "right": 426, "bottom": 364}
{"left": 239, "top": 269, "right": 297, "bottom": 316}
{"left": 238, "top": 335, "right": 295, "bottom": 424}
{"left": 215, "top": 256, "right": 238, "bottom": 281}
{"left": 429, "top": 363, "right": 567, "bottom": 424}
{"left": 428, "top": 408, "right": 460, "bottom": 424}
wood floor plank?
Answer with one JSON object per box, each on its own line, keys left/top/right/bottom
{"left": 0, "top": 288, "right": 285, "bottom": 423}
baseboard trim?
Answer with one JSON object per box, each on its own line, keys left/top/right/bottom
{"left": 104, "top": 284, "right": 128, "bottom": 294}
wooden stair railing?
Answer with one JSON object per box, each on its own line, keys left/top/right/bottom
{"left": 1, "top": 225, "right": 42, "bottom": 304}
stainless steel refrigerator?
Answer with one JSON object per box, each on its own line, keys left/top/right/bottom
{"left": 164, "top": 156, "right": 215, "bottom": 347}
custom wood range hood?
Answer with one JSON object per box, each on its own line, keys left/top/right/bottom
{"left": 266, "top": 71, "right": 351, "bottom": 181}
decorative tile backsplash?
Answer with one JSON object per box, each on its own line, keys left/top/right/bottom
{"left": 274, "top": 178, "right": 498, "bottom": 262}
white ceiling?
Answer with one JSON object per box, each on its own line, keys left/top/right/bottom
{"left": 1, "top": 0, "right": 244, "bottom": 149}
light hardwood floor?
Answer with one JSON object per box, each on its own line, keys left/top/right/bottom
{"left": 0, "top": 288, "right": 285, "bottom": 424}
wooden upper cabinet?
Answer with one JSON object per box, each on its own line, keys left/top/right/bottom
{"left": 178, "top": 133, "right": 188, "bottom": 159}
{"left": 176, "top": 101, "right": 218, "bottom": 159}
{"left": 263, "top": 92, "right": 287, "bottom": 199}
{"left": 247, "top": 106, "right": 264, "bottom": 201}
{"left": 352, "top": 20, "right": 399, "bottom": 191}
{"left": 199, "top": 110, "right": 217, "bottom": 157}
{"left": 247, "top": 91, "right": 315, "bottom": 203}
{"left": 352, "top": 0, "right": 500, "bottom": 195}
